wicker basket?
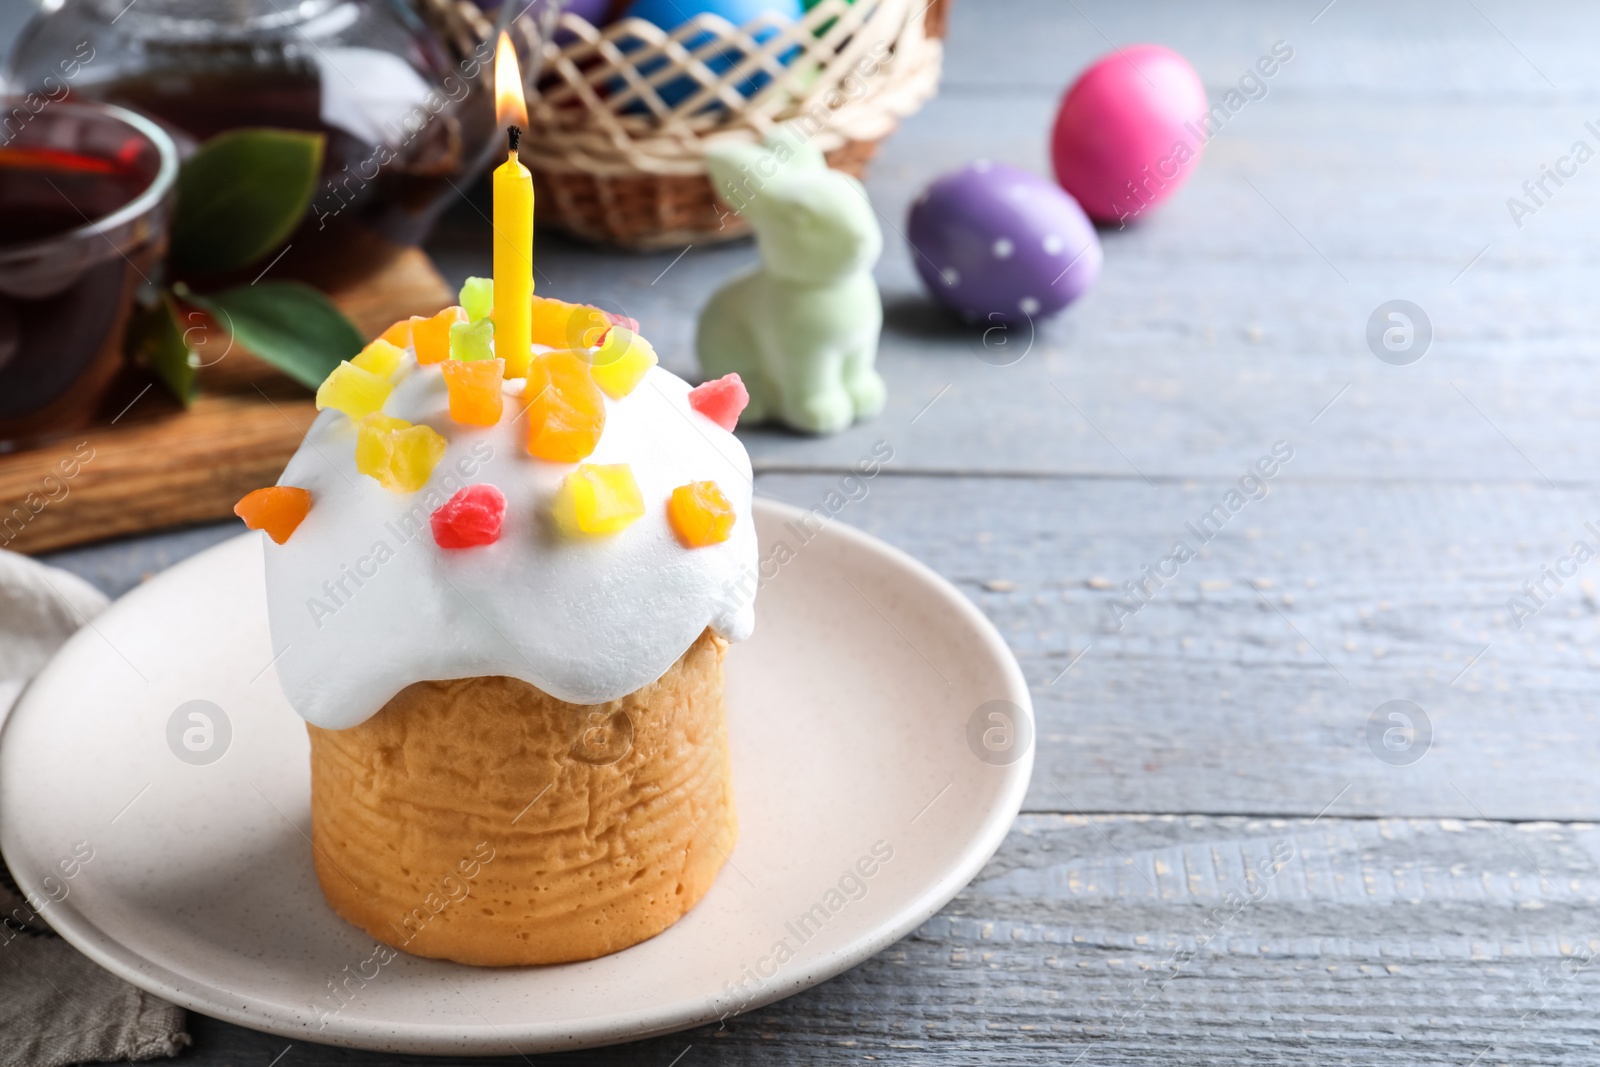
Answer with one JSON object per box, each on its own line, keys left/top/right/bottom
{"left": 502, "top": 0, "right": 950, "bottom": 250}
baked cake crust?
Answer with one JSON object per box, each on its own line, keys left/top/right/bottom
{"left": 306, "top": 630, "right": 736, "bottom": 966}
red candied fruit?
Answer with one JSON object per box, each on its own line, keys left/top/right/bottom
{"left": 605, "top": 310, "right": 640, "bottom": 333}
{"left": 431, "top": 484, "right": 507, "bottom": 549}
{"left": 687, "top": 373, "right": 749, "bottom": 431}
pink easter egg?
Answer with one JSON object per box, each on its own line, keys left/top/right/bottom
{"left": 1050, "top": 44, "right": 1208, "bottom": 223}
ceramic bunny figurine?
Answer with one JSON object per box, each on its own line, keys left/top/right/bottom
{"left": 696, "top": 126, "right": 886, "bottom": 435}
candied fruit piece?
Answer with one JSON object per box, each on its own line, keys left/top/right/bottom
{"left": 553, "top": 463, "right": 644, "bottom": 536}
{"left": 450, "top": 318, "right": 494, "bottom": 362}
{"left": 234, "top": 485, "right": 311, "bottom": 545}
{"left": 605, "top": 310, "right": 640, "bottom": 333}
{"left": 441, "top": 357, "right": 505, "bottom": 426}
{"left": 459, "top": 277, "right": 494, "bottom": 323}
{"left": 350, "top": 338, "right": 404, "bottom": 378}
{"left": 687, "top": 373, "right": 749, "bottom": 431}
{"left": 355, "top": 414, "right": 447, "bottom": 493}
{"left": 410, "top": 306, "right": 467, "bottom": 365}
{"left": 667, "top": 480, "right": 736, "bottom": 548}
{"left": 431, "top": 483, "right": 506, "bottom": 548}
{"left": 530, "top": 295, "right": 610, "bottom": 350}
{"left": 588, "top": 328, "right": 657, "bottom": 399}
{"left": 380, "top": 319, "right": 412, "bottom": 348}
{"left": 524, "top": 350, "right": 606, "bottom": 462}
{"left": 316, "top": 361, "right": 392, "bottom": 419}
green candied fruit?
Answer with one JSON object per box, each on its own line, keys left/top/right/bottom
{"left": 449, "top": 317, "right": 495, "bottom": 361}
{"left": 459, "top": 276, "right": 494, "bottom": 323}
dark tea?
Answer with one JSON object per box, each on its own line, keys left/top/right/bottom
{"left": 0, "top": 103, "right": 173, "bottom": 450}
{"left": 0, "top": 146, "right": 151, "bottom": 244}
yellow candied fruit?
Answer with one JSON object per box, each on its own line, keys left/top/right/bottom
{"left": 350, "top": 338, "right": 405, "bottom": 378}
{"left": 441, "top": 357, "right": 505, "bottom": 426}
{"left": 524, "top": 350, "right": 606, "bottom": 463}
{"left": 316, "top": 361, "right": 391, "bottom": 419}
{"left": 354, "top": 413, "right": 447, "bottom": 493}
{"left": 667, "top": 480, "right": 736, "bottom": 548}
{"left": 588, "top": 328, "right": 657, "bottom": 399}
{"left": 410, "top": 306, "right": 467, "bottom": 365}
{"left": 379, "top": 319, "right": 412, "bottom": 349}
{"left": 530, "top": 295, "right": 610, "bottom": 350}
{"left": 553, "top": 463, "right": 644, "bottom": 536}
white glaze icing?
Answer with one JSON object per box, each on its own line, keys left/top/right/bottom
{"left": 264, "top": 350, "right": 757, "bottom": 730}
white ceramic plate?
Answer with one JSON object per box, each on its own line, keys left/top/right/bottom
{"left": 0, "top": 500, "right": 1032, "bottom": 1055}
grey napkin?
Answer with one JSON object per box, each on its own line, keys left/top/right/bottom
{"left": 0, "top": 549, "right": 189, "bottom": 1067}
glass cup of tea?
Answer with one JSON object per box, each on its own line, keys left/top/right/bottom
{"left": 0, "top": 99, "right": 177, "bottom": 451}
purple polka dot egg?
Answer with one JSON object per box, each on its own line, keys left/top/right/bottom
{"left": 907, "top": 160, "right": 1101, "bottom": 324}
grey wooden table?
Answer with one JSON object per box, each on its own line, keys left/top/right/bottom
{"left": 35, "top": 0, "right": 1600, "bottom": 1062}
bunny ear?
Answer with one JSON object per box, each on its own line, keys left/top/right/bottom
{"left": 704, "top": 140, "right": 774, "bottom": 215}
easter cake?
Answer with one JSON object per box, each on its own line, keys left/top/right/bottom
{"left": 235, "top": 289, "right": 758, "bottom": 966}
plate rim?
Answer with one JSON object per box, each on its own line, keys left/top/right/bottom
{"left": 1, "top": 499, "right": 1033, "bottom": 1054}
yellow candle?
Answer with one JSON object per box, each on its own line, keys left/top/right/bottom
{"left": 492, "top": 32, "right": 533, "bottom": 379}
{"left": 492, "top": 143, "right": 532, "bottom": 378}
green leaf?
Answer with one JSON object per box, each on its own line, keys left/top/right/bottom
{"left": 177, "top": 282, "right": 363, "bottom": 390}
{"left": 170, "top": 129, "right": 325, "bottom": 277}
{"left": 124, "top": 293, "right": 198, "bottom": 406}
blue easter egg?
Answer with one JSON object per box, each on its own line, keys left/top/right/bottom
{"left": 623, "top": 0, "right": 800, "bottom": 28}
{"left": 618, "top": 0, "right": 802, "bottom": 108}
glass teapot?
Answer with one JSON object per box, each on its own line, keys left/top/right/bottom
{"left": 6, "top": 0, "right": 500, "bottom": 286}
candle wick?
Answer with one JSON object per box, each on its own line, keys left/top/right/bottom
{"left": 507, "top": 126, "right": 521, "bottom": 154}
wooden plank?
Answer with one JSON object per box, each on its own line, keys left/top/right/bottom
{"left": 937, "top": 0, "right": 1600, "bottom": 96}
{"left": 0, "top": 249, "right": 453, "bottom": 555}
{"left": 38, "top": 470, "right": 1600, "bottom": 822}
{"left": 170, "top": 813, "right": 1600, "bottom": 1065}
{"left": 747, "top": 472, "right": 1600, "bottom": 822}
{"left": 0, "top": 381, "right": 314, "bottom": 556}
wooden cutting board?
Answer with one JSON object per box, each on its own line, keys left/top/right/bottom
{"left": 0, "top": 247, "right": 454, "bottom": 555}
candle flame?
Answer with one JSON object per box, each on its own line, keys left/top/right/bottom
{"left": 494, "top": 31, "right": 529, "bottom": 131}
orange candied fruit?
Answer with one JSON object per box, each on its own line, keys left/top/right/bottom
{"left": 441, "top": 357, "right": 505, "bottom": 426}
{"left": 524, "top": 350, "right": 606, "bottom": 462}
{"left": 530, "top": 295, "right": 610, "bottom": 350}
{"left": 409, "top": 305, "right": 467, "bottom": 365}
{"left": 234, "top": 486, "right": 312, "bottom": 545}
{"left": 667, "top": 480, "right": 736, "bottom": 548}
{"left": 379, "top": 318, "right": 412, "bottom": 349}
